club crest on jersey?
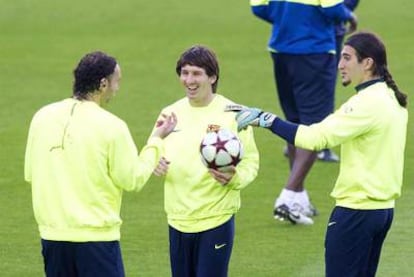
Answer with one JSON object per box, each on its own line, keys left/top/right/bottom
{"left": 206, "top": 124, "right": 221, "bottom": 132}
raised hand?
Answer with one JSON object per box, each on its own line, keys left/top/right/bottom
{"left": 152, "top": 112, "right": 178, "bottom": 139}
{"left": 225, "top": 105, "right": 277, "bottom": 131}
{"left": 235, "top": 107, "right": 263, "bottom": 130}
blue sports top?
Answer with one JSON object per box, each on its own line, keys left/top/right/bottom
{"left": 336, "top": 0, "right": 359, "bottom": 36}
{"left": 251, "top": 0, "right": 354, "bottom": 54}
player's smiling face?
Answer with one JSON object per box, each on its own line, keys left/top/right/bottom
{"left": 179, "top": 64, "right": 216, "bottom": 107}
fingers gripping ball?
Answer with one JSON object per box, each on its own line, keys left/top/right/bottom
{"left": 200, "top": 129, "right": 244, "bottom": 171}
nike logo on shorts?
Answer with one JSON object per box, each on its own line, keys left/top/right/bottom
{"left": 214, "top": 243, "right": 226, "bottom": 250}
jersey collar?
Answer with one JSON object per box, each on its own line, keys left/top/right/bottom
{"left": 355, "top": 78, "right": 384, "bottom": 92}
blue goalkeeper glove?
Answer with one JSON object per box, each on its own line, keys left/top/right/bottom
{"left": 225, "top": 104, "right": 277, "bottom": 131}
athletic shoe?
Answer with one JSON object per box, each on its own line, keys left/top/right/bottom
{"left": 317, "top": 149, "right": 340, "bottom": 162}
{"left": 302, "top": 202, "right": 319, "bottom": 217}
{"left": 273, "top": 204, "right": 314, "bottom": 225}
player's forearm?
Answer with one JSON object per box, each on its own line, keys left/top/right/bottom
{"left": 268, "top": 118, "right": 299, "bottom": 145}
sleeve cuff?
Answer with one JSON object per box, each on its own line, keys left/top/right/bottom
{"left": 269, "top": 118, "right": 299, "bottom": 144}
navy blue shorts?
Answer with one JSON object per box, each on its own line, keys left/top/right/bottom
{"left": 169, "top": 216, "right": 235, "bottom": 277}
{"left": 271, "top": 53, "right": 336, "bottom": 125}
{"left": 41, "top": 240, "right": 125, "bottom": 277}
{"left": 325, "top": 206, "right": 393, "bottom": 277}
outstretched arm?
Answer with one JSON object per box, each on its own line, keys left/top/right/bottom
{"left": 225, "top": 105, "right": 299, "bottom": 144}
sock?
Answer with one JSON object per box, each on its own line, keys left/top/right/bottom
{"left": 294, "top": 190, "right": 310, "bottom": 207}
{"left": 275, "top": 188, "right": 295, "bottom": 208}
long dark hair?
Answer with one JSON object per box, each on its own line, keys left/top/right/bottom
{"left": 345, "top": 32, "right": 407, "bottom": 108}
{"left": 73, "top": 51, "right": 117, "bottom": 99}
{"left": 176, "top": 45, "right": 220, "bottom": 93}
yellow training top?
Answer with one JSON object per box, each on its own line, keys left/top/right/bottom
{"left": 296, "top": 81, "right": 408, "bottom": 209}
{"left": 25, "top": 98, "right": 164, "bottom": 241}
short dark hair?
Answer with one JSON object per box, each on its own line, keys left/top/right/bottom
{"left": 73, "top": 51, "right": 117, "bottom": 99}
{"left": 345, "top": 32, "right": 407, "bottom": 107}
{"left": 175, "top": 45, "right": 220, "bottom": 93}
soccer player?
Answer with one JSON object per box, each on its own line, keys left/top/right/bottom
{"left": 24, "top": 51, "right": 177, "bottom": 276}
{"left": 250, "top": 0, "right": 358, "bottom": 224}
{"left": 227, "top": 32, "right": 408, "bottom": 276}
{"left": 150, "top": 45, "right": 259, "bottom": 277}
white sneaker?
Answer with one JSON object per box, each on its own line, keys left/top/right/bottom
{"left": 301, "top": 202, "right": 319, "bottom": 217}
{"left": 317, "top": 149, "right": 340, "bottom": 162}
{"left": 273, "top": 204, "right": 314, "bottom": 225}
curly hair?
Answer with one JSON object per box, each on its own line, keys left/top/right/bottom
{"left": 73, "top": 51, "right": 117, "bottom": 99}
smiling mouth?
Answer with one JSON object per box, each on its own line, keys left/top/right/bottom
{"left": 186, "top": 86, "right": 198, "bottom": 94}
{"left": 187, "top": 86, "right": 198, "bottom": 90}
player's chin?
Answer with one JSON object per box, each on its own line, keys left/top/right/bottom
{"left": 186, "top": 88, "right": 198, "bottom": 97}
{"left": 341, "top": 78, "right": 351, "bottom": 87}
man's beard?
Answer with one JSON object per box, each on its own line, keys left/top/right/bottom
{"left": 342, "top": 79, "right": 351, "bottom": 87}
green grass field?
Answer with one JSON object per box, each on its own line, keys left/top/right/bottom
{"left": 1, "top": 0, "right": 413, "bottom": 276}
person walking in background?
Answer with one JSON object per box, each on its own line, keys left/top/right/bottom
{"left": 229, "top": 31, "right": 408, "bottom": 277}
{"left": 150, "top": 45, "right": 259, "bottom": 277}
{"left": 250, "top": 0, "right": 357, "bottom": 224}
{"left": 24, "top": 51, "right": 177, "bottom": 277}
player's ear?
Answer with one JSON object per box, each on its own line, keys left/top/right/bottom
{"left": 99, "top": 78, "right": 108, "bottom": 90}
{"left": 209, "top": 75, "right": 217, "bottom": 85}
{"left": 363, "top": 57, "right": 375, "bottom": 71}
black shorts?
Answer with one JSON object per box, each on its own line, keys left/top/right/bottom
{"left": 169, "top": 216, "right": 235, "bottom": 277}
{"left": 41, "top": 240, "right": 125, "bottom": 277}
{"left": 271, "top": 52, "right": 336, "bottom": 125}
{"left": 325, "top": 206, "right": 393, "bottom": 277}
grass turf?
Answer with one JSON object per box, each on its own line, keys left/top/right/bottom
{"left": 1, "top": 0, "right": 413, "bottom": 276}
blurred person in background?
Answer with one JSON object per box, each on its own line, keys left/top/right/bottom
{"left": 250, "top": 0, "right": 357, "bottom": 224}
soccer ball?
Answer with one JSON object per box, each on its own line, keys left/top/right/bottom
{"left": 199, "top": 128, "right": 243, "bottom": 171}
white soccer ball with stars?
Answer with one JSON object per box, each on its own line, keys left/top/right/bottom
{"left": 199, "top": 128, "right": 243, "bottom": 171}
